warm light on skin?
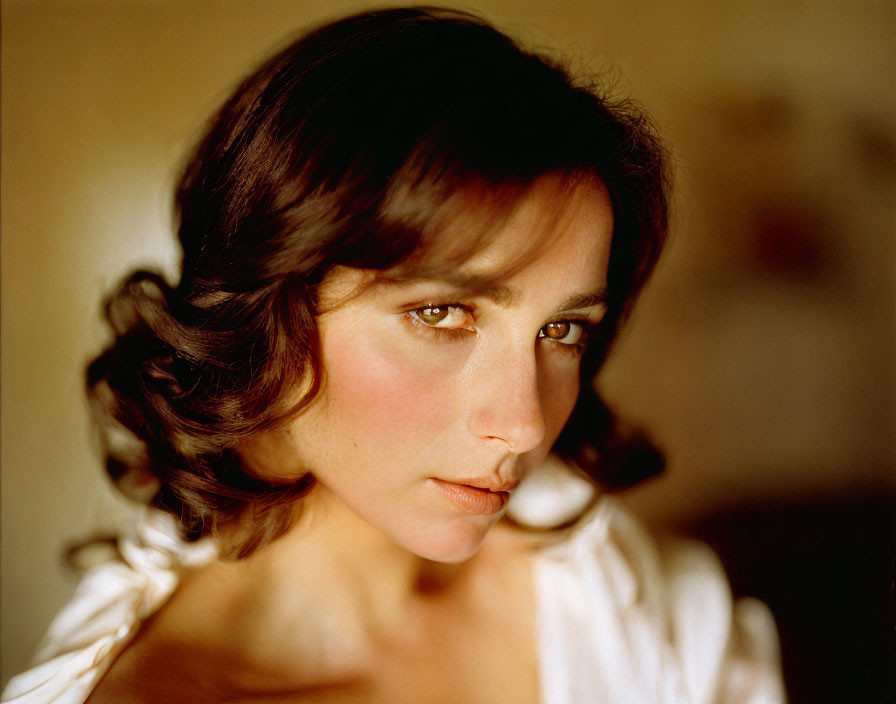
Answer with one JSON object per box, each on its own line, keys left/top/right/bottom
{"left": 240, "top": 175, "right": 614, "bottom": 563}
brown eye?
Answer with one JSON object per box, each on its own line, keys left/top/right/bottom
{"left": 543, "top": 321, "right": 570, "bottom": 339}
{"left": 538, "top": 320, "right": 585, "bottom": 346}
{"left": 417, "top": 306, "right": 449, "bottom": 325}
{"left": 409, "top": 304, "right": 473, "bottom": 330}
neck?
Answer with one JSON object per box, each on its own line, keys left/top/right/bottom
{"left": 176, "top": 484, "right": 534, "bottom": 695}
{"left": 222, "top": 485, "right": 471, "bottom": 673}
{"left": 285, "top": 483, "right": 469, "bottom": 606}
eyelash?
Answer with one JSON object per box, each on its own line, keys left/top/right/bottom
{"left": 405, "top": 303, "right": 595, "bottom": 353}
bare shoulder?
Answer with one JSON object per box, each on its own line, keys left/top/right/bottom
{"left": 84, "top": 604, "right": 224, "bottom": 703}
{"left": 84, "top": 559, "right": 265, "bottom": 703}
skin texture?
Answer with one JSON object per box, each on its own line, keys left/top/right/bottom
{"left": 240, "top": 175, "right": 614, "bottom": 563}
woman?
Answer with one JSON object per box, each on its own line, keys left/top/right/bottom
{"left": 3, "top": 7, "right": 784, "bottom": 703}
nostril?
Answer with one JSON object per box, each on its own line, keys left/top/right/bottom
{"left": 467, "top": 349, "right": 546, "bottom": 452}
{"left": 470, "top": 404, "right": 546, "bottom": 453}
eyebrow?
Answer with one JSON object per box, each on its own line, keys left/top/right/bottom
{"left": 376, "top": 273, "right": 608, "bottom": 311}
{"left": 556, "top": 290, "right": 608, "bottom": 311}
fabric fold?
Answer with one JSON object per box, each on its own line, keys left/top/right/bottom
{"left": 2, "top": 510, "right": 216, "bottom": 704}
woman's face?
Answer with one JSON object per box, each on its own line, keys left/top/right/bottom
{"left": 243, "top": 176, "right": 614, "bottom": 562}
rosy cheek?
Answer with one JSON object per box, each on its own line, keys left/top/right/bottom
{"left": 321, "top": 327, "right": 454, "bottom": 440}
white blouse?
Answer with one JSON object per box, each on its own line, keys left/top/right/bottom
{"left": 2, "top": 463, "right": 785, "bottom": 704}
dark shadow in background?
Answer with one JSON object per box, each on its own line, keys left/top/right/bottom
{"left": 684, "top": 488, "right": 896, "bottom": 704}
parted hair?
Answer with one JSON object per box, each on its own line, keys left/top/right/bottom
{"left": 86, "top": 6, "right": 670, "bottom": 558}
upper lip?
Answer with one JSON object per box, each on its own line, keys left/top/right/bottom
{"left": 438, "top": 477, "right": 521, "bottom": 493}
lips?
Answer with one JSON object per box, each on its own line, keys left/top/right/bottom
{"left": 429, "top": 477, "right": 519, "bottom": 515}
{"left": 450, "top": 476, "right": 521, "bottom": 492}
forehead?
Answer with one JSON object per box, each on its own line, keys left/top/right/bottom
{"left": 318, "top": 174, "right": 613, "bottom": 311}
{"left": 468, "top": 174, "right": 611, "bottom": 269}
{"left": 388, "top": 172, "right": 613, "bottom": 285}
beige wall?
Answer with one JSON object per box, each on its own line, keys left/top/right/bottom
{"left": 3, "top": 0, "right": 893, "bottom": 685}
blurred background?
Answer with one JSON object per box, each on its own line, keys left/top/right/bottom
{"left": 2, "top": 0, "right": 893, "bottom": 700}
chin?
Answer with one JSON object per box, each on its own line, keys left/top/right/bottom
{"left": 401, "top": 517, "right": 497, "bottom": 564}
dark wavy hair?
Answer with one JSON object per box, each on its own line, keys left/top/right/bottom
{"left": 86, "top": 7, "right": 670, "bottom": 557}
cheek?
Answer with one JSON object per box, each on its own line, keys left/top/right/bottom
{"left": 321, "top": 326, "right": 455, "bottom": 440}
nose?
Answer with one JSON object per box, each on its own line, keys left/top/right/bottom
{"left": 466, "top": 343, "right": 547, "bottom": 454}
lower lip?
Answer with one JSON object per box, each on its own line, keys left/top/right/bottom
{"left": 430, "top": 479, "right": 510, "bottom": 515}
